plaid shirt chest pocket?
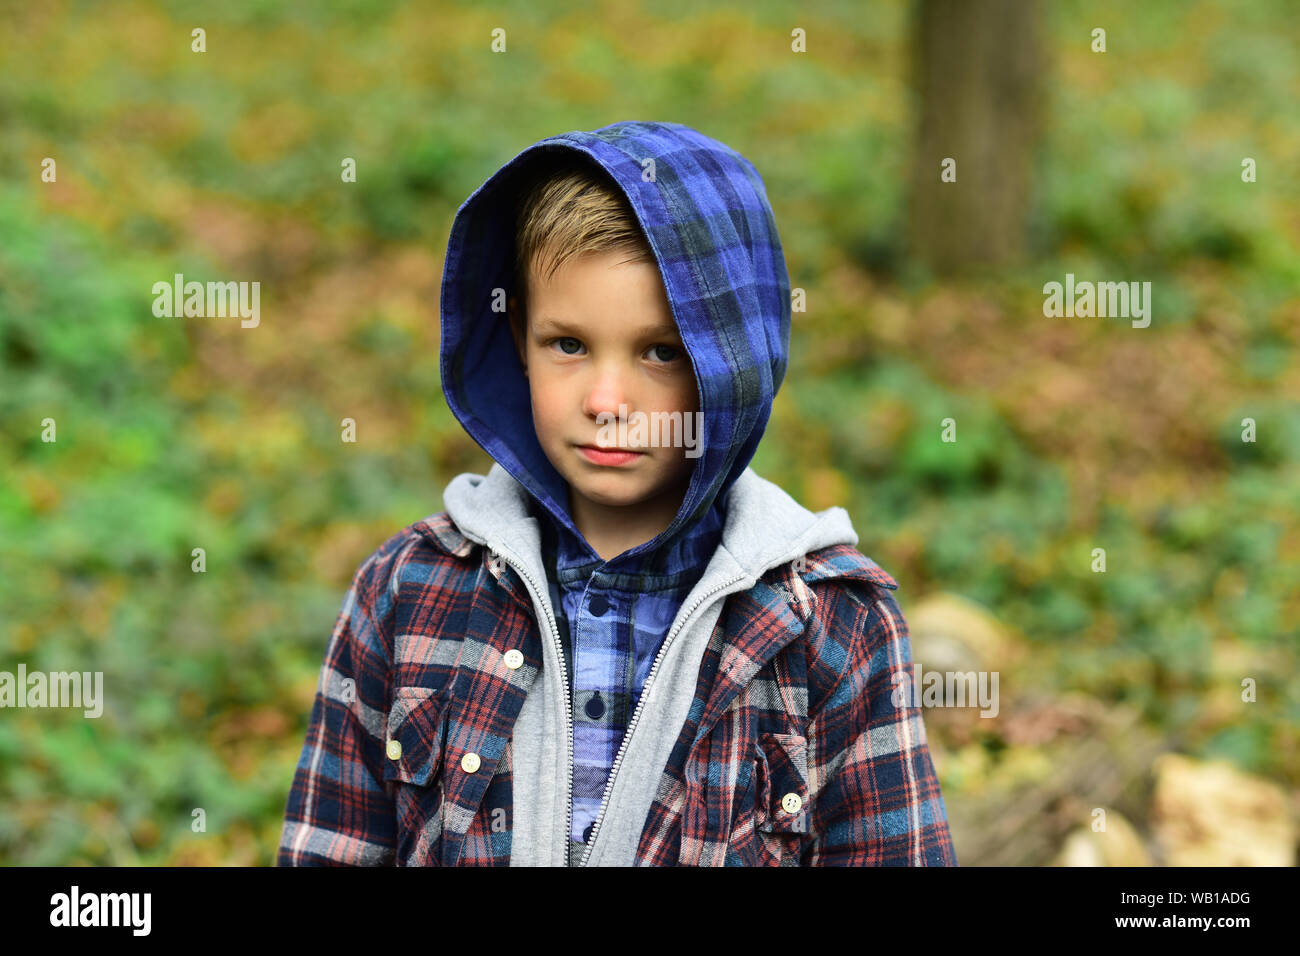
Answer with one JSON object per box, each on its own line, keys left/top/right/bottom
{"left": 752, "top": 731, "right": 811, "bottom": 864}
{"left": 384, "top": 686, "right": 449, "bottom": 865}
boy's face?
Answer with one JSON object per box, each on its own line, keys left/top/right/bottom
{"left": 509, "top": 248, "right": 699, "bottom": 544}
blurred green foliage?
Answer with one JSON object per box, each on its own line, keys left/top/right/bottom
{"left": 1, "top": 0, "right": 1296, "bottom": 864}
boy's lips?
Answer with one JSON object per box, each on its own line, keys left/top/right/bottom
{"left": 576, "top": 444, "right": 644, "bottom": 466}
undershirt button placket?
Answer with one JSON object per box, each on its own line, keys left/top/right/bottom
{"left": 583, "top": 593, "right": 610, "bottom": 719}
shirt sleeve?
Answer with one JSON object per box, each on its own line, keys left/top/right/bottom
{"left": 277, "top": 543, "right": 401, "bottom": 866}
{"left": 800, "top": 580, "right": 958, "bottom": 866}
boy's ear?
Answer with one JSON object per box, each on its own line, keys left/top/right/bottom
{"left": 507, "top": 295, "right": 528, "bottom": 377}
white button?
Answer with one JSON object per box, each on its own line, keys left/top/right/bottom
{"left": 461, "top": 751, "right": 481, "bottom": 773}
{"left": 504, "top": 649, "right": 524, "bottom": 669}
{"left": 386, "top": 739, "right": 402, "bottom": 761}
{"left": 781, "top": 792, "right": 802, "bottom": 814}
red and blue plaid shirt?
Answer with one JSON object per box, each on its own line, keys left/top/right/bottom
{"left": 277, "top": 509, "right": 957, "bottom": 866}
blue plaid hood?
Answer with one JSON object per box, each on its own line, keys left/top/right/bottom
{"left": 439, "top": 120, "right": 791, "bottom": 564}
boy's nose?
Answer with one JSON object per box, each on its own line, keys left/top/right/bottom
{"left": 582, "top": 369, "right": 632, "bottom": 421}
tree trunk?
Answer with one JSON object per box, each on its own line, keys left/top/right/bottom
{"left": 908, "top": 0, "right": 1045, "bottom": 276}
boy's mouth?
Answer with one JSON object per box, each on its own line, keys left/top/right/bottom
{"left": 576, "top": 444, "right": 645, "bottom": 467}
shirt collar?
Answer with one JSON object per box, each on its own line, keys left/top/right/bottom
{"left": 533, "top": 492, "right": 724, "bottom": 590}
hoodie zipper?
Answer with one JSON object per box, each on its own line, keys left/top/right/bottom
{"left": 578, "top": 571, "right": 745, "bottom": 867}
{"left": 487, "top": 547, "right": 576, "bottom": 866}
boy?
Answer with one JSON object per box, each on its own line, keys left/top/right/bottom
{"left": 278, "top": 120, "right": 956, "bottom": 866}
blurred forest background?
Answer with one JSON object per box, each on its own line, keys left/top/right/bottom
{"left": 1, "top": 0, "right": 1296, "bottom": 865}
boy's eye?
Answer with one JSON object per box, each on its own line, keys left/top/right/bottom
{"left": 648, "top": 344, "right": 681, "bottom": 363}
{"left": 553, "top": 337, "right": 583, "bottom": 355}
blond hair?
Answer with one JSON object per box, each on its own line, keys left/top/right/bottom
{"left": 511, "top": 158, "right": 654, "bottom": 322}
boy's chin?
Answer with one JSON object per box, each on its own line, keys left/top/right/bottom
{"left": 569, "top": 480, "right": 657, "bottom": 510}
{"left": 566, "top": 473, "right": 681, "bottom": 510}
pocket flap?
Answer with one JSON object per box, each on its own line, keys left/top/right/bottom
{"left": 755, "top": 732, "right": 810, "bottom": 834}
{"left": 383, "top": 686, "right": 447, "bottom": 787}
